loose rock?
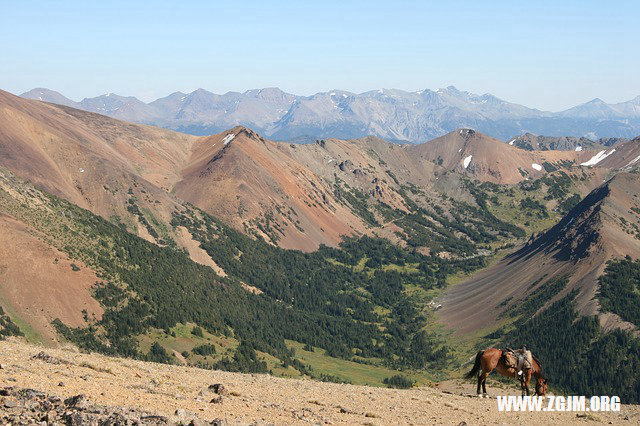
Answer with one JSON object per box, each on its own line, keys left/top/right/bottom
{"left": 32, "top": 351, "right": 70, "bottom": 365}
{"left": 209, "top": 383, "right": 228, "bottom": 395}
{"left": 0, "top": 386, "right": 179, "bottom": 425}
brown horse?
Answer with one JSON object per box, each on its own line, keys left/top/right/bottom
{"left": 465, "top": 348, "right": 548, "bottom": 397}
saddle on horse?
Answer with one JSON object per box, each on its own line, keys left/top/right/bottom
{"left": 502, "top": 346, "right": 533, "bottom": 378}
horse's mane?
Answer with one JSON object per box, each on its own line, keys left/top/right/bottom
{"left": 532, "top": 354, "right": 545, "bottom": 377}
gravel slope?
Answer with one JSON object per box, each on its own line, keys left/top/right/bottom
{"left": 0, "top": 339, "right": 638, "bottom": 425}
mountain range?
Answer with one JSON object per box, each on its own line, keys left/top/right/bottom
{"left": 20, "top": 86, "right": 640, "bottom": 143}
{"left": 1, "top": 89, "right": 640, "bottom": 400}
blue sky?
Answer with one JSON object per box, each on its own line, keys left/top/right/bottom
{"left": 1, "top": 0, "right": 638, "bottom": 110}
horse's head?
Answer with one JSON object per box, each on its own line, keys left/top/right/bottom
{"left": 534, "top": 377, "right": 548, "bottom": 397}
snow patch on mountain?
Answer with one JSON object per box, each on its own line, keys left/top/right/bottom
{"left": 222, "top": 133, "right": 235, "bottom": 146}
{"left": 626, "top": 154, "right": 640, "bottom": 168}
{"left": 580, "top": 149, "right": 616, "bottom": 166}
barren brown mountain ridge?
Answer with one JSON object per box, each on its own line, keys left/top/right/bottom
{"left": 1, "top": 90, "right": 640, "bottom": 420}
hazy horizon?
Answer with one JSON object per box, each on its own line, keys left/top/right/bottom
{"left": 2, "top": 0, "right": 639, "bottom": 111}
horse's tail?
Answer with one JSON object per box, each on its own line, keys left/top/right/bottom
{"left": 465, "top": 350, "right": 484, "bottom": 379}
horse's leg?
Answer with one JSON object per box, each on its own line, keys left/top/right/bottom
{"left": 476, "top": 372, "right": 483, "bottom": 395}
{"left": 519, "top": 371, "right": 530, "bottom": 396}
{"left": 481, "top": 372, "right": 489, "bottom": 396}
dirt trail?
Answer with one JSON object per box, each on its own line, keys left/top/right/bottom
{"left": 0, "top": 339, "right": 638, "bottom": 424}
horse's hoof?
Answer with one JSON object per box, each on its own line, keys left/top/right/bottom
{"left": 477, "top": 394, "right": 483, "bottom": 398}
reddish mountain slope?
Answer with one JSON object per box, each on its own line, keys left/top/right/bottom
{"left": 0, "top": 89, "right": 196, "bottom": 220}
{"left": 0, "top": 172, "right": 105, "bottom": 344}
{"left": 175, "top": 128, "right": 400, "bottom": 250}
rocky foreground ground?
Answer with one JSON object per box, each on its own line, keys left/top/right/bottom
{"left": 0, "top": 338, "right": 638, "bottom": 425}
